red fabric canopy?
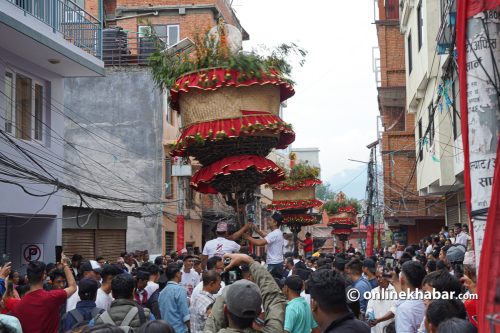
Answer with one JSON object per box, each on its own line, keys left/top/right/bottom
{"left": 268, "top": 199, "right": 323, "bottom": 211}
{"left": 171, "top": 114, "right": 295, "bottom": 157}
{"left": 190, "top": 155, "right": 285, "bottom": 194}
{"left": 271, "top": 178, "right": 322, "bottom": 191}
{"left": 170, "top": 68, "right": 295, "bottom": 112}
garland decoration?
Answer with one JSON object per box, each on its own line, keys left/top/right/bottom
{"left": 190, "top": 155, "right": 285, "bottom": 194}
{"left": 268, "top": 199, "right": 323, "bottom": 211}
{"left": 171, "top": 114, "right": 295, "bottom": 157}
{"left": 282, "top": 214, "right": 319, "bottom": 225}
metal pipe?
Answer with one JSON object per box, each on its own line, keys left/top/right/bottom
{"left": 114, "top": 11, "right": 159, "bottom": 21}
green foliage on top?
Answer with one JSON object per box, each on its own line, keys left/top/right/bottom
{"left": 323, "top": 198, "right": 362, "bottom": 215}
{"left": 147, "top": 20, "right": 307, "bottom": 91}
{"left": 288, "top": 162, "right": 320, "bottom": 182}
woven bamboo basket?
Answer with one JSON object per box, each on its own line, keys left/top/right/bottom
{"left": 179, "top": 85, "right": 281, "bottom": 127}
{"left": 273, "top": 186, "right": 316, "bottom": 201}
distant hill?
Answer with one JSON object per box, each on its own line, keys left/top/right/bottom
{"left": 327, "top": 165, "right": 367, "bottom": 200}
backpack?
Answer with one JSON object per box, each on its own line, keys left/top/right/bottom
{"left": 98, "top": 306, "right": 147, "bottom": 333}
{"left": 67, "top": 307, "right": 105, "bottom": 329}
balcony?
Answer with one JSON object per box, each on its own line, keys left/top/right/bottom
{"left": 5, "top": 0, "right": 101, "bottom": 58}
{"left": 0, "top": 0, "right": 103, "bottom": 76}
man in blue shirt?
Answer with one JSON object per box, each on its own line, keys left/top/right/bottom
{"left": 158, "top": 263, "right": 190, "bottom": 333}
{"left": 0, "top": 262, "right": 11, "bottom": 296}
{"left": 283, "top": 275, "right": 319, "bottom": 333}
{"left": 346, "top": 258, "right": 372, "bottom": 316}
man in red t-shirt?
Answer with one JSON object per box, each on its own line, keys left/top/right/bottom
{"left": 298, "top": 232, "right": 314, "bottom": 258}
{"left": 11, "top": 256, "right": 77, "bottom": 333}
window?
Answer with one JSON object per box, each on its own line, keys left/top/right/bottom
{"left": 408, "top": 33, "right": 413, "bottom": 73}
{"left": 138, "top": 24, "right": 180, "bottom": 46}
{"left": 428, "top": 102, "right": 434, "bottom": 146}
{"left": 4, "top": 72, "right": 13, "bottom": 133}
{"left": 165, "top": 231, "right": 175, "bottom": 254}
{"left": 4, "top": 71, "right": 45, "bottom": 141}
{"left": 138, "top": 25, "right": 180, "bottom": 63}
{"left": 418, "top": 118, "right": 423, "bottom": 161}
{"left": 417, "top": 2, "right": 423, "bottom": 50}
{"left": 165, "top": 157, "right": 172, "bottom": 198}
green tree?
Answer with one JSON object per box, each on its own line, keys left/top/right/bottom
{"left": 315, "top": 183, "right": 336, "bottom": 201}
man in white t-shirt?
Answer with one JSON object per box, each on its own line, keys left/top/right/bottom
{"left": 180, "top": 255, "right": 200, "bottom": 299}
{"left": 95, "top": 264, "right": 122, "bottom": 310}
{"left": 244, "top": 212, "right": 284, "bottom": 273}
{"left": 201, "top": 222, "right": 250, "bottom": 269}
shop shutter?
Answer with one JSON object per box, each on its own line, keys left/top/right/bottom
{"left": 96, "top": 229, "right": 126, "bottom": 262}
{"left": 459, "top": 202, "right": 469, "bottom": 224}
{"left": 446, "top": 205, "right": 459, "bottom": 225}
{"left": 62, "top": 229, "right": 95, "bottom": 260}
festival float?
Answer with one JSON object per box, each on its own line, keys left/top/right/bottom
{"left": 325, "top": 192, "right": 360, "bottom": 248}
{"left": 149, "top": 20, "right": 305, "bottom": 210}
{"left": 269, "top": 161, "right": 323, "bottom": 254}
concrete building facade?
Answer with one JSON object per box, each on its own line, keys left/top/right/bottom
{"left": 375, "top": 0, "right": 445, "bottom": 245}
{"left": 400, "top": 0, "right": 467, "bottom": 226}
{"left": 0, "top": 0, "right": 103, "bottom": 271}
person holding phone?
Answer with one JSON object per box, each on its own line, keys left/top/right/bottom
{"left": 366, "top": 268, "right": 396, "bottom": 333}
{"left": 0, "top": 262, "right": 11, "bottom": 297}
{"left": 10, "top": 254, "right": 77, "bottom": 333}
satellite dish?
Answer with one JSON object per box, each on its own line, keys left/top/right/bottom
{"left": 209, "top": 24, "right": 243, "bottom": 55}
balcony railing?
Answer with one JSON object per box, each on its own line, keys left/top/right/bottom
{"left": 6, "top": 0, "right": 102, "bottom": 58}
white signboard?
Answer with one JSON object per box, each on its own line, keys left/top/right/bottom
{"left": 465, "top": 9, "right": 500, "bottom": 269}
{"left": 466, "top": 11, "right": 500, "bottom": 213}
{"left": 21, "top": 243, "right": 44, "bottom": 265}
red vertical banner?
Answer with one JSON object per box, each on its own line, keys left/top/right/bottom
{"left": 176, "top": 215, "right": 185, "bottom": 253}
{"left": 366, "top": 224, "right": 374, "bottom": 256}
{"left": 457, "top": 1, "right": 500, "bottom": 331}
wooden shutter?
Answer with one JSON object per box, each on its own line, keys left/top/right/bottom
{"left": 460, "top": 202, "right": 469, "bottom": 224}
{"left": 62, "top": 229, "right": 95, "bottom": 260}
{"left": 446, "top": 205, "right": 459, "bottom": 225}
{"left": 96, "top": 229, "right": 126, "bottom": 262}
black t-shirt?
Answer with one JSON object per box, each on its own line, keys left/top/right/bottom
{"left": 323, "top": 312, "right": 370, "bottom": 333}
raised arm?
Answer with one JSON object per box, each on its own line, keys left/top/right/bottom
{"left": 226, "top": 223, "right": 251, "bottom": 241}
{"left": 244, "top": 234, "right": 268, "bottom": 247}
{"left": 62, "top": 254, "right": 77, "bottom": 297}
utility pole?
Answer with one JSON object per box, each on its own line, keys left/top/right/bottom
{"left": 366, "top": 140, "right": 379, "bottom": 256}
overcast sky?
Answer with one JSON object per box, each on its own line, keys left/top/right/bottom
{"left": 232, "top": 0, "right": 380, "bottom": 198}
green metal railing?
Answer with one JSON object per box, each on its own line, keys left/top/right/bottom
{"left": 6, "top": 0, "right": 102, "bottom": 59}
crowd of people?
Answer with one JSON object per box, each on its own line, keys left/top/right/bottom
{"left": 0, "top": 215, "right": 479, "bottom": 333}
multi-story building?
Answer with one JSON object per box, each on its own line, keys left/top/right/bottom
{"left": 374, "top": 0, "right": 445, "bottom": 245}
{"left": 0, "top": 0, "right": 103, "bottom": 270}
{"left": 400, "top": 0, "right": 466, "bottom": 226}
{"left": 292, "top": 147, "right": 321, "bottom": 170}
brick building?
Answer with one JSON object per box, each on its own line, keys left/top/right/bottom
{"left": 375, "top": 0, "right": 444, "bottom": 245}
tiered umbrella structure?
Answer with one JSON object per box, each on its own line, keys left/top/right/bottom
{"left": 269, "top": 163, "right": 323, "bottom": 254}
{"left": 327, "top": 192, "right": 358, "bottom": 248}
{"left": 166, "top": 22, "right": 299, "bottom": 210}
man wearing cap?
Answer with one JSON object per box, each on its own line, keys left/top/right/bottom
{"left": 60, "top": 278, "right": 104, "bottom": 331}
{"left": 66, "top": 260, "right": 102, "bottom": 312}
{"left": 201, "top": 222, "right": 250, "bottom": 270}
{"left": 362, "top": 259, "right": 379, "bottom": 288}
{"left": 204, "top": 253, "right": 286, "bottom": 333}
{"left": 244, "top": 212, "right": 285, "bottom": 273}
